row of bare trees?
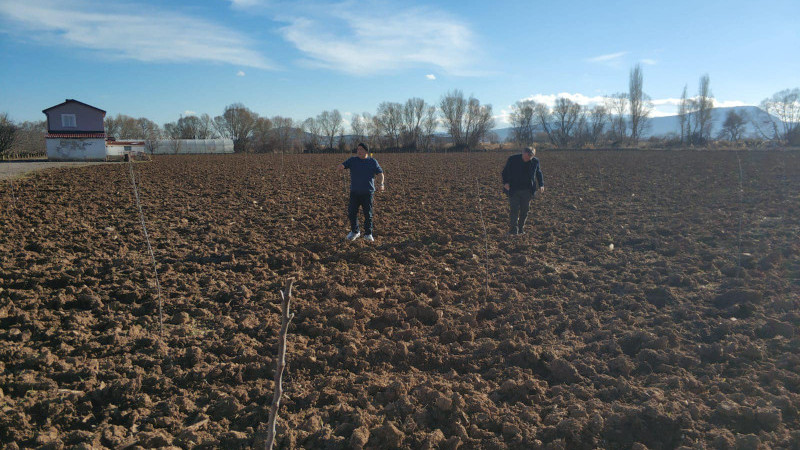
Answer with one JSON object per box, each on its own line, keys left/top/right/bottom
{"left": 300, "top": 91, "right": 493, "bottom": 153}
{"left": 3, "top": 84, "right": 797, "bottom": 156}
{"left": 507, "top": 63, "right": 798, "bottom": 148}
{"left": 0, "top": 114, "right": 47, "bottom": 158}
{"left": 96, "top": 90, "right": 495, "bottom": 155}
{"left": 509, "top": 64, "right": 653, "bottom": 148}
{"left": 102, "top": 105, "right": 304, "bottom": 154}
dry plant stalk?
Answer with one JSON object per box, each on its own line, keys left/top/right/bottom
{"left": 266, "top": 278, "right": 296, "bottom": 449}
{"left": 128, "top": 160, "right": 164, "bottom": 337}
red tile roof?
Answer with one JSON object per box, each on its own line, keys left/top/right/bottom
{"left": 106, "top": 140, "right": 145, "bottom": 146}
{"left": 46, "top": 133, "right": 107, "bottom": 138}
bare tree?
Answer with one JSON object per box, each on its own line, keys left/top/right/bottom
{"left": 271, "top": 116, "right": 300, "bottom": 153}
{"left": 195, "top": 114, "right": 216, "bottom": 139}
{"left": 366, "top": 113, "right": 383, "bottom": 151}
{"left": 214, "top": 103, "right": 257, "bottom": 152}
{"left": 318, "top": 109, "right": 343, "bottom": 150}
{"left": 464, "top": 97, "right": 494, "bottom": 149}
{"left": 350, "top": 114, "right": 366, "bottom": 147}
{"left": 605, "top": 93, "right": 628, "bottom": 143}
{"left": 178, "top": 116, "right": 203, "bottom": 139}
{"left": 759, "top": 88, "right": 800, "bottom": 144}
{"left": 509, "top": 100, "right": 536, "bottom": 146}
{"left": 439, "top": 90, "right": 493, "bottom": 150}
{"left": 105, "top": 114, "right": 139, "bottom": 139}
{"left": 163, "top": 121, "right": 184, "bottom": 154}
{"left": 439, "top": 89, "right": 467, "bottom": 150}
{"left": 9, "top": 120, "right": 46, "bottom": 157}
{"left": 551, "top": 98, "right": 584, "bottom": 147}
{"left": 401, "top": 98, "right": 426, "bottom": 150}
{"left": 251, "top": 117, "right": 274, "bottom": 153}
{"left": 0, "top": 113, "right": 16, "bottom": 156}
{"left": 376, "top": 102, "right": 403, "bottom": 150}
{"left": 588, "top": 105, "right": 608, "bottom": 146}
{"left": 677, "top": 84, "right": 690, "bottom": 144}
{"left": 692, "top": 74, "right": 714, "bottom": 144}
{"left": 628, "top": 64, "right": 652, "bottom": 144}
{"left": 533, "top": 102, "right": 556, "bottom": 146}
{"left": 719, "top": 109, "right": 748, "bottom": 142}
{"left": 302, "top": 117, "right": 321, "bottom": 153}
{"left": 420, "top": 106, "right": 438, "bottom": 152}
{"left": 135, "top": 118, "right": 161, "bottom": 154}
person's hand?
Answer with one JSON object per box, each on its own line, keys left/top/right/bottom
{"left": 539, "top": 186, "right": 545, "bottom": 193}
{"left": 503, "top": 183, "right": 510, "bottom": 191}
{"left": 378, "top": 184, "right": 385, "bottom": 192}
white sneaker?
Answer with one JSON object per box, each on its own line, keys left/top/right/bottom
{"left": 346, "top": 231, "right": 360, "bottom": 241}
{"left": 363, "top": 234, "right": 374, "bottom": 242}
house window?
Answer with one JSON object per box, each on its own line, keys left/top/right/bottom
{"left": 124, "top": 146, "right": 132, "bottom": 151}
{"left": 61, "top": 114, "right": 77, "bottom": 128}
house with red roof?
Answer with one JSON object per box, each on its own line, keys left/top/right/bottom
{"left": 43, "top": 99, "right": 107, "bottom": 161}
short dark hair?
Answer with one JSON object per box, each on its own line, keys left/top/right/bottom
{"left": 357, "top": 142, "right": 369, "bottom": 152}
{"left": 524, "top": 147, "right": 535, "bottom": 155}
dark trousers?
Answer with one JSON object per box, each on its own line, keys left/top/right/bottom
{"left": 508, "top": 189, "right": 532, "bottom": 233}
{"left": 348, "top": 191, "right": 374, "bottom": 234}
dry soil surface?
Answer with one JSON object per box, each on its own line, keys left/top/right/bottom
{"left": 1, "top": 151, "right": 799, "bottom": 449}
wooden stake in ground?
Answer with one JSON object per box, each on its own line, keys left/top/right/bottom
{"left": 266, "top": 278, "right": 296, "bottom": 449}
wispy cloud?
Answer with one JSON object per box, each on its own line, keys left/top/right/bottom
{"left": 228, "top": 0, "right": 265, "bottom": 9}
{"left": 640, "top": 58, "right": 657, "bottom": 65}
{"left": 587, "top": 51, "right": 628, "bottom": 64}
{"left": 237, "top": 70, "right": 246, "bottom": 77}
{"left": 426, "top": 74, "right": 437, "bottom": 80}
{"left": 277, "top": 3, "right": 480, "bottom": 75}
{"left": 0, "top": 0, "right": 274, "bottom": 69}
{"left": 520, "top": 92, "right": 610, "bottom": 107}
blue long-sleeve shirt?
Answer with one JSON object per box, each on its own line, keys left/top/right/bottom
{"left": 502, "top": 154, "right": 544, "bottom": 193}
{"left": 342, "top": 156, "right": 383, "bottom": 193}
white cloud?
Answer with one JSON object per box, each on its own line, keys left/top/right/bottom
{"left": 426, "top": 74, "right": 437, "bottom": 80}
{"left": 228, "top": 0, "right": 264, "bottom": 9}
{"left": 520, "top": 92, "right": 610, "bottom": 107}
{"left": 278, "top": 4, "right": 479, "bottom": 75}
{"left": 713, "top": 99, "right": 749, "bottom": 108}
{"left": 183, "top": 110, "right": 198, "bottom": 117}
{"left": 0, "top": 0, "right": 274, "bottom": 69}
{"left": 640, "top": 58, "right": 657, "bottom": 65}
{"left": 499, "top": 92, "right": 753, "bottom": 124}
{"left": 237, "top": 70, "right": 246, "bottom": 76}
{"left": 587, "top": 51, "right": 628, "bottom": 64}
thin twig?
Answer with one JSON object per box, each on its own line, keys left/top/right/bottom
{"left": 467, "top": 153, "right": 491, "bottom": 300}
{"left": 266, "top": 278, "right": 296, "bottom": 449}
{"left": 128, "top": 160, "right": 164, "bottom": 337}
{"left": 9, "top": 178, "right": 18, "bottom": 208}
{"left": 736, "top": 153, "right": 744, "bottom": 278}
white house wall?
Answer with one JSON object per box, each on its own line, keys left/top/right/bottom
{"left": 47, "top": 138, "right": 107, "bottom": 161}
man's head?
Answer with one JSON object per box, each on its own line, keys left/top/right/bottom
{"left": 522, "top": 146, "right": 536, "bottom": 162}
{"left": 357, "top": 142, "right": 369, "bottom": 159}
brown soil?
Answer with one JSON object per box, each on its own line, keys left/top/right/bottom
{"left": 1, "top": 151, "right": 799, "bottom": 449}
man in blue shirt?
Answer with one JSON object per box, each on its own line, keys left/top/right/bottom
{"left": 337, "top": 143, "right": 385, "bottom": 242}
{"left": 502, "top": 146, "right": 545, "bottom": 235}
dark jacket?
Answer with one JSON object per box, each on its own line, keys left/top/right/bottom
{"left": 502, "top": 154, "right": 544, "bottom": 194}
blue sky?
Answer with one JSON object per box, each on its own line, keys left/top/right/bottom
{"left": 1, "top": 0, "right": 798, "bottom": 128}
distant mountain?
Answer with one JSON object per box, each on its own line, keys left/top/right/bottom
{"left": 492, "top": 106, "right": 780, "bottom": 141}
{"left": 643, "top": 106, "right": 777, "bottom": 138}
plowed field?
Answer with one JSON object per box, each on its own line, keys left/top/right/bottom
{"left": 1, "top": 150, "right": 799, "bottom": 449}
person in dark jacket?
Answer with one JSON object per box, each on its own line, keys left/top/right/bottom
{"left": 337, "top": 143, "right": 385, "bottom": 242}
{"left": 502, "top": 146, "right": 544, "bottom": 235}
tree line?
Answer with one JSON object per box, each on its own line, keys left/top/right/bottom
{"left": 509, "top": 65, "right": 799, "bottom": 148}
{"left": 1, "top": 81, "right": 798, "bottom": 158}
